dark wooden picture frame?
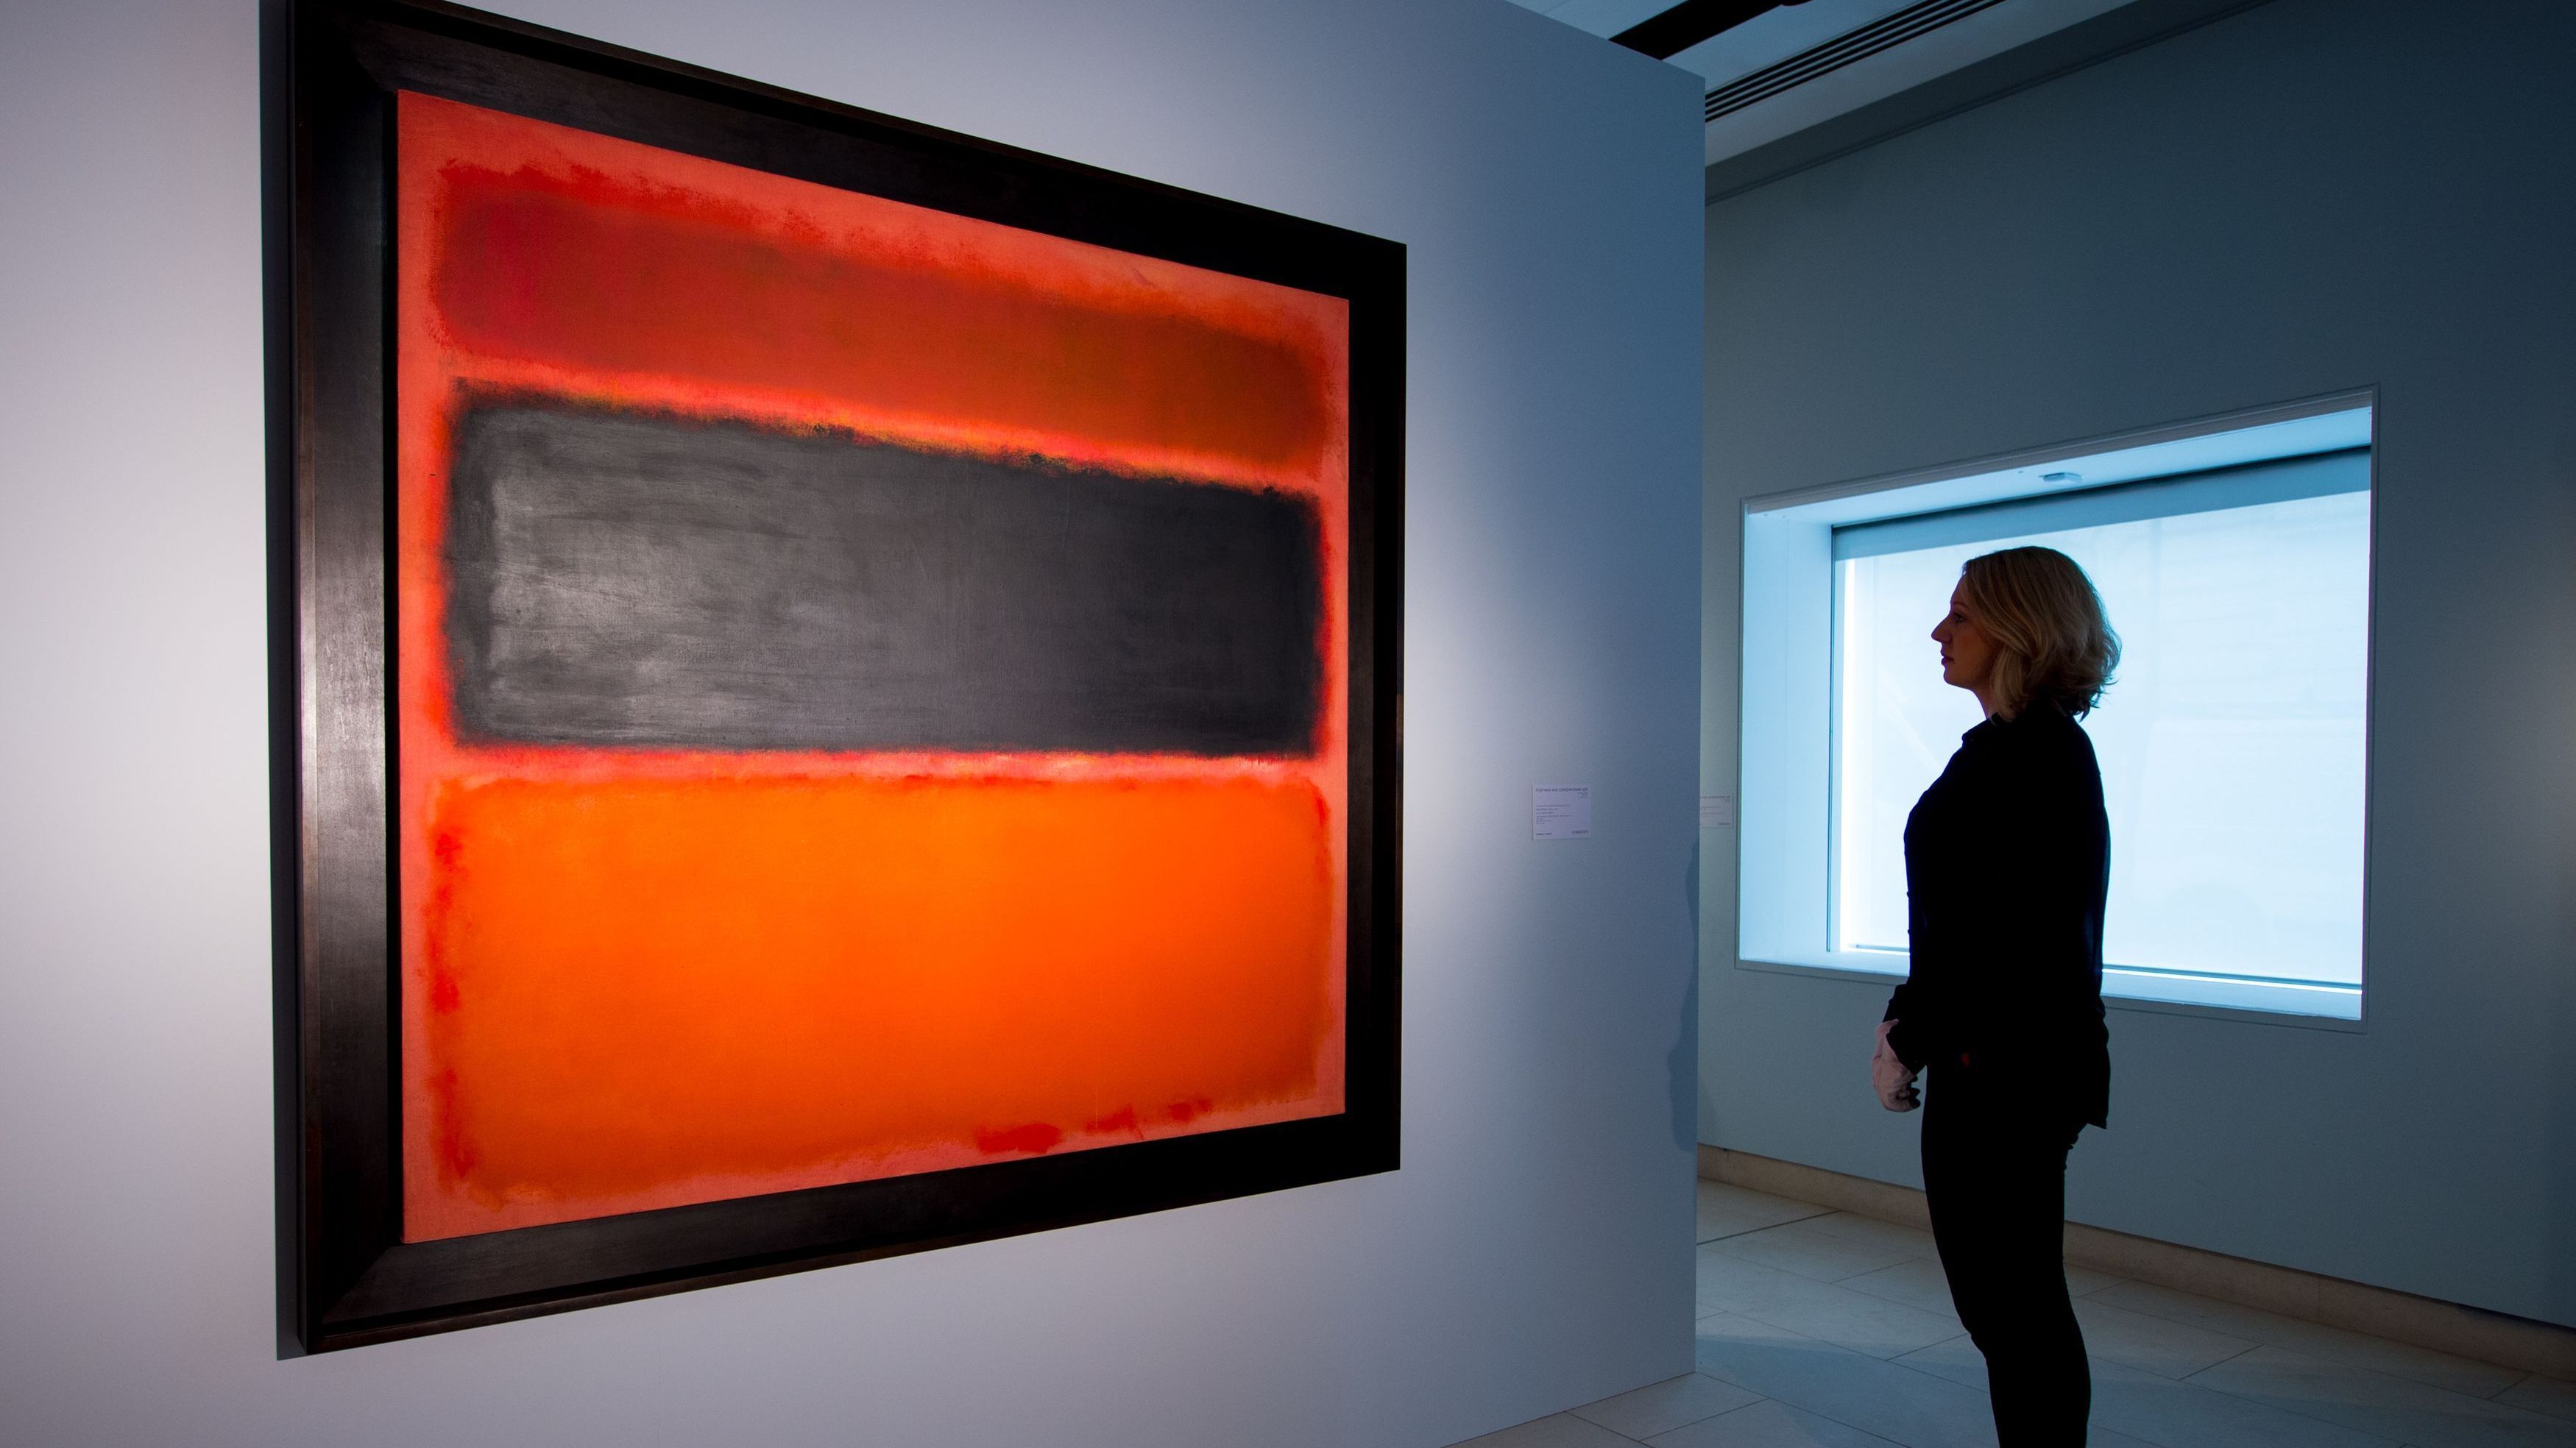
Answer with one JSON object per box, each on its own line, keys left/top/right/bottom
{"left": 272, "top": 0, "right": 1402, "bottom": 1354}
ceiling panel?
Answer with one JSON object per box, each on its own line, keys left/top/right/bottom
{"left": 1498, "top": 0, "right": 2148, "bottom": 166}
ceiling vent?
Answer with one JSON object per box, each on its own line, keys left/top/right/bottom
{"left": 1705, "top": 0, "right": 2010, "bottom": 122}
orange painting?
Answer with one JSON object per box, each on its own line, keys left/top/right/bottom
{"left": 394, "top": 93, "right": 1352, "bottom": 1241}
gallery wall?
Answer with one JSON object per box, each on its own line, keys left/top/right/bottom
{"left": 0, "top": 1, "right": 1705, "bottom": 1443}
{"left": 1698, "top": 0, "right": 2576, "bottom": 1327}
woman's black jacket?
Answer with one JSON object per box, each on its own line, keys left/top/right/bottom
{"left": 1883, "top": 698, "right": 2112, "bottom": 1129}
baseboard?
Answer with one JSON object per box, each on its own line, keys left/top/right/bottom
{"left": 1698, "top": 1144, "right": 2576, "bottom": 1380}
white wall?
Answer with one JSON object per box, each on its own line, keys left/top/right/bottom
{"left": 1699, "top": 0, "right": 2576, "bottom": 1329}
{"left": 0, "top": 1, "right": 1705, "bottom": 1443}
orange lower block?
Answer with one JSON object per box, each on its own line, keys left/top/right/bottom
{"left": 406, "top": 772, "right": 1340, "bottom": 1240}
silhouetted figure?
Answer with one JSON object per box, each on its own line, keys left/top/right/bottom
{"left": 1871, "top": 545, "right": 2117, "bottom": 1447}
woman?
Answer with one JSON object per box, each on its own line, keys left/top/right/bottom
{"left": 1869, "top": 545, "right": 2117, "bottom": 1447}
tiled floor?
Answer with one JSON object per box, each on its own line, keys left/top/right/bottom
{"left": 1450, "top": 1181, "right": 2576, "bottom": 1448}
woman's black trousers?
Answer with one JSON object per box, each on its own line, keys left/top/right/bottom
{"left": 1922, "top": 1066, "right": 2092, "bottom": 1446}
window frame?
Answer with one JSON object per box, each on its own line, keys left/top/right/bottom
{"left": 1732, "top": 393, "right": 2377, "bottom": 1029}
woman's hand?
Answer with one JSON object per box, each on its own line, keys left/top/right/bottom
{"left": 1873, "top": 1021, "right": 1921, "bottom": 1112}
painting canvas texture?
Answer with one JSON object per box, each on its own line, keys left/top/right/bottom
{"left": 395, "top": 93, "right": 1353, "bottom": 1241}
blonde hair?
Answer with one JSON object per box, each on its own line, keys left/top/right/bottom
{"left": 1958, "top": 547, "right": 2120, "bottom": 719}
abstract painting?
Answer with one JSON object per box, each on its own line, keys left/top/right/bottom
{"left": 279, "top": 0, "right": 1398, "bottom": 1350}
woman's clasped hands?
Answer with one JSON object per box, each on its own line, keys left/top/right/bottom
{"left": 1872, "top": 1020, "right": 1921, "bottom": 1112}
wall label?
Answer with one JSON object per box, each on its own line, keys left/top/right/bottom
{"left": 1533, "top": 786, "right": 1592, "bottom": 840}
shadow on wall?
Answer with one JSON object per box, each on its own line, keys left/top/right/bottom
{"left": 1672, "top": 837, "right": 1700, "bottom": 1151}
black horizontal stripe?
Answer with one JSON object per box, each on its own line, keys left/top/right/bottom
{"left": 1613, "top": 0, "right": 1781, "bottom": 60}
{"left": 442, "top": 402, "right": 1325, "bottom": 755}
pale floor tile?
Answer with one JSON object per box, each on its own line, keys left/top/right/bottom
{"left": 1896, "top": 1335, "right": 2402, "bottom": 1448}
{"left": 2068, "top": 1424, "right": 2168, "bottom": 1447}
{"left": 1798, "top": 1212, "right": 1940, "bottom": 1260}
{"left": 1699, "top": 1249, "right": 1969, "bottom": 1359}
{"left": 2087, "top": 1277, "right": 2278, "bottom": 1334}
{"left": 1783, "top": 1209, "right": 2123, "bottom": 1302}
{"left": 1841, "top": 1260, "right": 1961, "bottom": 1319}
{"left": 1700, "top": 1180, "right": 1836, "bottom": 1243}
{"left": 1838, "top": 1274, "right": 2262, "bottom": 1379}
{"left": 2065, "top": 1263, "right": 2128, "bottom": 1297}
{"left": 2501, "top": 1376, "right": 2576, "bottom": 1423}
{"left": 1568, "top": 1371, "right": 1763, "bottom": 1439}
{"left": 1865, "top": 1338, "right": 1968, "bottom": 1385}
{"left": 2091, "top": 1279, "right": 2530, "bottom": 1399}
{"left": 2084, "top": 1355, "right": 2408, "bottom": 1447}
{"left": 1694, "top": 1313, "right": 2002, "bottom": 1448}
{"left": 1644, "top": 1396, "right": 1906, "bottom": 1447}
{"left": 1699, "top": 1246, "right": 1790, "bottom": 1313}
{"left": 1839, "top": 1255, "right": 2121, "bottom": 1324}
{"left": 1710, "top": 1221, "right": 1922, "bottom": 1285}
{"left": 1448, "top": 1409, "right": 1646, "bottom": 1448}
{"left": 2072, "top": 1296, "right": 2261, "bottom": 1379}
{"left": 1883, "top": 1334, "right": 1982, "bottom": 1391}
{"left": 1651, "top": 1376, "right": 2164, "bottom": 1448}
{"left": 1657, "top": 1182, "right": 2563, "bottom": 1448}
{"left": 2187, "top": 1344, "right": 2576, "bottom": 1448}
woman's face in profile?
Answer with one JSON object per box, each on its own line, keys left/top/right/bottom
{"left": 1931, "top": 581, "right": 1998, "bottom": 698}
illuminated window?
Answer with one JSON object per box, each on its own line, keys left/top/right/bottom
{"left": 1738, "top": 400, "right": 2373, "bottom": 1020}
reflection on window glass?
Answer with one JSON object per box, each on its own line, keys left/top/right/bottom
{"left": 1834, "top": 490, "right": 2370, "bottom": 987}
